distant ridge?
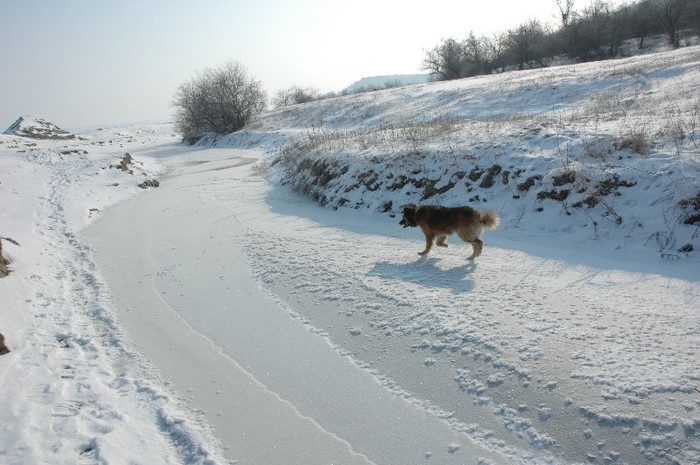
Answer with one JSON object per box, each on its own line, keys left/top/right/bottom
{"left": 3, "top": 116, "right": 75, "bottom": 140}
{"left": 343, "top": 74, "right": 430, "bottom": 93}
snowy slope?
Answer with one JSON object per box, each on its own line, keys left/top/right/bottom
{"left": 0, "top": 44, "right": 699, "bottom": 465}
{"left": 238, "top": 44, "right": 700, "bottom": 264}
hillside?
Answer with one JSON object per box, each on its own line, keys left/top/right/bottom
{"left": 216, "top": 44, "right": 700, "bottom": 263}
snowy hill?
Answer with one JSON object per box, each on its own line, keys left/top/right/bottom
{"left": 343, "top": 73, "right": 430, "bottom": 93}
{"left": 3, "top": 116, "right": 76, "bottom": 140}
{"left": 223, "top": 44, "right": 700, "bottom": 262}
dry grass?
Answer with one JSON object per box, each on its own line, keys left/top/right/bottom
{"left": 615, "top": 129, "right": 649, "bottom": 154}
{"left": 0, "top": 332, "right": 9, "bottom": 355}
{"left": 0, "top": 240, "right": 8, "bottom": 278}
{"left": 0, "top": 237, "right": 20, "bottom": 278}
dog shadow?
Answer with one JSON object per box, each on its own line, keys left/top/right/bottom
{"left": 367, "top": 256, "right": 476, "bottom": 294}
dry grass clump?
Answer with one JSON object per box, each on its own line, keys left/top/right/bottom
{"left": 0, "top": 332, "right": 9, "bottom": 355}
{"left": 0, "top": 243, "right": 9, "bottom": 279}
{"left": 679, "top": 190, "right": 700, "bottom": 226}
{"left": 615, "top": 129, "right": 649, "bottom": 154}
{"left": 0, "top": 236, "right": 20, "bottom": 278}
{"left": 1, "top": 237, "right": 21, "bottom": 354}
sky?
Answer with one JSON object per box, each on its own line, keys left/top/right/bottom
{"left": 0, "top": 0, "right": 623, "bottom": 130}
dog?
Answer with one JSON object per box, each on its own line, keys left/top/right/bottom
{"left": 400, "top": 205, "right": 500, "bottom": 259}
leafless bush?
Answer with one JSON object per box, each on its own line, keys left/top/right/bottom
{"left": 172, "top": 61, "right": 267, "bottom": 144}
{"left": 250, "top": 158, "right": 271, "bottom": 178}
{"left": 582, "top": 138, "right": 610, "bottom": 158}
{"left": 421, "top": 38, "right": 472, "bottom": 80}
{"left": 659, "top": 98, "right": 700, "bottom": 159}
{"left": 616, "top": 129, "right": 649, "bottom": 154}
{"left": 273, "top": 86, "right": 320, "bottom": 108}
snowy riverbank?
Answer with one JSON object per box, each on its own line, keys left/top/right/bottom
{"left": 1, "top": 44, "right": 699, "bottom": 464}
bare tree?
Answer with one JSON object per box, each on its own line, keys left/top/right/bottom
{"left": 556, "top": 0, "right": 577, "bottom": 28}
{"left": 172, "top": 61, "right": 267, "bottom": 143}
{"left": 627, "top": 0, "right": 659, "bottom": 48}
{"left": 463, "top": 32, "right": 495, "bottom": 75}
{"left": 421, "top": 38, "right": 468, "bottom": 80}
{"left": 489, "top": 32, "right": 511, "bottom": 73}
{"left": 506, "top": 19, "right": 550, "bottom": 70}
{"left": 655, "top": 0, "right": 689, "bottom": 46}
{"left": 564, "top": 0, "right": 616, "bottom": 60}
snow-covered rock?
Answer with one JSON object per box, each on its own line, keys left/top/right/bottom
{"left": 3, "top": 116, "right": 75, "bottom": 140}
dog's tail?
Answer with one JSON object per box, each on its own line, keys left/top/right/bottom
{"left": 479, "top": 210, "right": 500, "bottom": 229}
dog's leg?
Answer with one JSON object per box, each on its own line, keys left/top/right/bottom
{"left": 436, "top": 235, "right": 449, "bottom": 248}
{"left": 419, "top": 233, "right": 434, "bottom": 255}
{"left": 467, "top": 239, "right": 483, "bottom": 260}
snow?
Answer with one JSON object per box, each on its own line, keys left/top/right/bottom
{"left": 1, "top": 44, "right": 700, "bottom": 465}
{"left": 343, "top": 74, "right": 430, "bottom": 93}
{"left": 3, "top": 116, "right": 76, "bottom": 140}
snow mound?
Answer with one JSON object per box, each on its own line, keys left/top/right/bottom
{"left": 3, "top": 116, "right": 76, "bottom": 140}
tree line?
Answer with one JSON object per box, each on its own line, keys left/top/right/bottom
{"left": 422, "top": 0, "right": 698, "bottom": 80}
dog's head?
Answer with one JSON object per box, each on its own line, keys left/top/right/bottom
{"left": 399, "top": 205, "right": 418, "bottom": 228}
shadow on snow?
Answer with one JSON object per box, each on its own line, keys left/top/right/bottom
{"left": 368, "top": 256, "right": 476, "bottom": 294}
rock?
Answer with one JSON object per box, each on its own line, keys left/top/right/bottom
{"left": 138, "top": 179, "right": 160, "bottom": 189}
{"left": 3, "top": 116, "right": 75, "bottom": 140}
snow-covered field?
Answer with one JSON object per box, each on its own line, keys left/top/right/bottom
{"left": 1, "top": 44, "right": 699, "bottom": 465}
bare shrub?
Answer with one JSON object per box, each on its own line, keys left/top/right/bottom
{"left": 273, "top": 86, "right": 320, "bottom": 108}
{"left": 616, "top": 129, "right": 649, "bottom": 154}
{"left": 657, "top": 0, "right": 692, "bottom": 46}
{"left": 172, "top": 61, "right": 267, "bottom": 144}
{"left": 582, "top": 139, "right": 610, "bottom": 158}
{"left": 250, "top": 159, "right": 271, "bottom": 178}
{"left": 421, "top": 38, "right": 470, "bottom": 80}
{"left": 506, "top": 19, "right": 551, "bottom": 70}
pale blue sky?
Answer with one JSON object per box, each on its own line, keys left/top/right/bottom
{"left": 0, "top": 0, "right": 618, "bottom": 130}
